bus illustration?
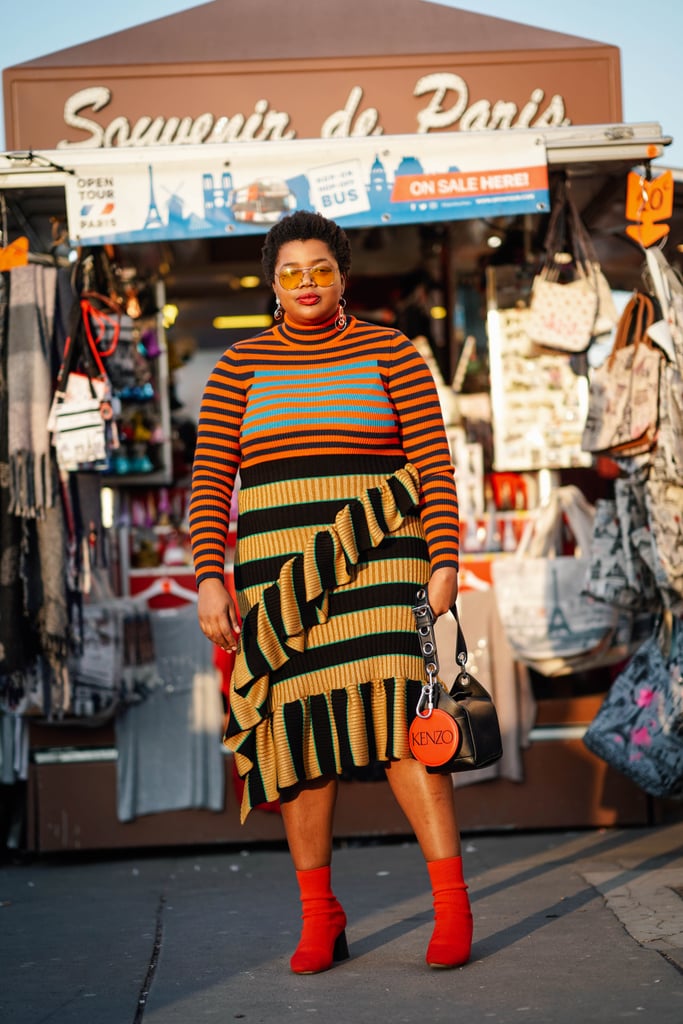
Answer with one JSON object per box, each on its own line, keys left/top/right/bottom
{"left": 231, "top": 179, "right": 296, "bottom": 223}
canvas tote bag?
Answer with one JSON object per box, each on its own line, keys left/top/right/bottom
{"left": 492, "top": 486, "right": 621, "bottom": 677}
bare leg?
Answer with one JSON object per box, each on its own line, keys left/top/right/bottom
{"left": 384, "top": 757, "right": 471, "bottom": 968}
{"left": 279, "top": 775, "right": 339, "bottom": 870}
{"left": 384, "top": 757, "right": 461, "bottom": 860}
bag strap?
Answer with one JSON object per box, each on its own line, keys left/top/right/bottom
{"left": 608, "top": 291, "right": 657, "bottom": 368}
{"left": 541, "top": 179, "right": 596, "bottom": 264}
{"left": 412, "top": 588, "right": 468, "bottom": 691}
{"left": 541, "top": 177, "right": 569, "bottom": 258}
{"left": 565, "top": 185, "right": 600, "bottom": 266}
{"left": 81, "top": 292, "right": 122, "bottom": 358}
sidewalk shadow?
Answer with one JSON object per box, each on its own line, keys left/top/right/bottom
{"left": 353, "top": 825, "right": 683, "bottom": 962}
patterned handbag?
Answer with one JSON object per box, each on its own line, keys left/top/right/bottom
{"left": 491, "top": 486, "right": 625, "bottom": 676}
{"left": 643, "top": 479, "right": 683, "bottom": 611}
{"left": 583, "top": 613, "right": 683, "bottom": 800}
{"left": 583, "top": 497, "right": 650, "bottom": 610}
{"left": 528, "top": 179, "right": 617, "bottom": 353}
{"left": 652, "top": 360, "right": 683, "bottom": 483}
{"left": 581, "top": 291, "right": 662, "bottom": 458}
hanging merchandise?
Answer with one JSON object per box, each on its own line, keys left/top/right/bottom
{"left": 581, "top": 291, "right": 663, "bottom": 458}
{"left": 47, "top": 312, "right": 117, "bottom": 474}
{"left": 583, "top": 612, "right": 683, "bottom": 801}
{"left": 644, "top": 244, "right": 683, "bottom": 371}
{"left": 640, "top": 245, "right": 683, "bottom": 482}
{"left": 642, "top": 479, "right": 683, "bottom": 613}
{"left": 6, "top": 263, "right": 58, "bottom": 517}
{"left": 80, "top": 292, "right": 139, "bottom": 394}
{"left": 491, "top": 486, "right": 636, "bottom": 677}
{"left": 582, "top": 484, "right": 658, "bottom": 612}
{"left": 527, "top": 178, "right": 618, "bottom": 353}
{"left": 651, "top": 358, "right": 683, "bottom": 483}
{"left": 69, "top": 569, "right": 162, "bottom": 721}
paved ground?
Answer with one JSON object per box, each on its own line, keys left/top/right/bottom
{"left": 2, "top": 822, "right": 683, "bottom": 1024}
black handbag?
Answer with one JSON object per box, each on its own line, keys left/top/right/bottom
{"left": 408, "top": 589, "right": 503, "bottom": 773}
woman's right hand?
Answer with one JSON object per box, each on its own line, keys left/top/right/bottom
{"left": 197, "top": 578, "right": 241, "bottom": 652}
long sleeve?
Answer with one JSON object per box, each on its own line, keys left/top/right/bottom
{"left": 189, "top": 348, "right": 245, "bottom": 585}
{"left": 383, "top": 332, "right": 460, "bottom": 571}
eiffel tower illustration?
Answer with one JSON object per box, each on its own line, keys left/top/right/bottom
{"left": 547, "top": 565, "right": 572, "bottom": 637}
{"left": 143, "top": 165, "right": 164, "bottom": 230}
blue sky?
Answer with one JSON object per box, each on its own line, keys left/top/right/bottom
{"left": 1, "top": 0, "right": 681, "bottom": 166}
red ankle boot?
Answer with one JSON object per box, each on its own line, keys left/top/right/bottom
{"left": 425, "top": 855, "right": 473, "bottom": 968}
{"left": 290, "top": 865, "right": 349, "bottom": 974}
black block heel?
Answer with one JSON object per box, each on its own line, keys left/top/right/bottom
{"left": 333, "top": 929, "right": 350, "bottom": 962}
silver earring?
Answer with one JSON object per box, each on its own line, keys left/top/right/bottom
{"left": 274, "top": 300, "right": 283, "bottom": 321}
{"left": 335, "top": 297, "right": 347, "bottom": 330}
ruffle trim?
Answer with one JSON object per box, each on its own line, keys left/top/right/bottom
{"left": 224, "top": 463, "right": 421, "bottom": 821}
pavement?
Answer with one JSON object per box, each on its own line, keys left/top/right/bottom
{"left": 2, "top": 821, "right": 683, "bottom": 1024}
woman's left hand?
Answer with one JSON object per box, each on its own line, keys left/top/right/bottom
{"left": 427, "top": 566, "right": 459, "bottom": 618}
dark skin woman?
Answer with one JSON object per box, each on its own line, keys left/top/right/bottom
{"left": 189, "top": 210, "right": 471, "bottom": 973}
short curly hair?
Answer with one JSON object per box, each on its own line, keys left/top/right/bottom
{"left": 261, "top": 210, "right": 352, "bottom": 284}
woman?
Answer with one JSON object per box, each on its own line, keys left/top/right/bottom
{"left": 189, "top": 210, "right": 471, "bottom": 973}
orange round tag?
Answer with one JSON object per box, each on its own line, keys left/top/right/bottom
{"left": 409, "top": 708, "right": 460, "bottom": 767}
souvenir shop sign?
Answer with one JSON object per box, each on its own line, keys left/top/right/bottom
{"left": 62, "top": 131, "right": 549, "bottom": 246}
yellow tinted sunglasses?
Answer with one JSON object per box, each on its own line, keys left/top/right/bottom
{"left": 277, "top": 264, "right": 336, "bottom": 290}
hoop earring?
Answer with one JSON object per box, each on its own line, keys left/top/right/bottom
{"left": 335, "top": 297, "right": 347, "bottom": 330}
{"left": 273, "top": 300, "right": 283, "bottom": 321}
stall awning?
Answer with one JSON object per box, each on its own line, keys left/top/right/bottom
{"left": 0, "top": 122, "right": 671, "bottom": 248}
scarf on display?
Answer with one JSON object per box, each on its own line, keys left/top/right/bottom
{"left": 1, "top": 266, "right": 71, "bottom": 717}
{"left": 7, "top": 263, "right": 58, "bottom": 518}
{"left": 0, "top": 269, "right": 32, "bottom": 701}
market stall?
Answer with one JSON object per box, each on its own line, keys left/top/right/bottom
{"left": 1, "top": 0, "right": 681, "bottom": 852}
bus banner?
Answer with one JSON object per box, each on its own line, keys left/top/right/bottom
{"left": 63, "top": 130, "right": 549, "bottom": 245}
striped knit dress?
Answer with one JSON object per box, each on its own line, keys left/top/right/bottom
{"left": 189, "top": 312, "right": 459, "bottom": 821}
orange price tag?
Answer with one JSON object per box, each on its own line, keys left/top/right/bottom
{"left": 625, "top": 170, "right": 673, "bottom": 247}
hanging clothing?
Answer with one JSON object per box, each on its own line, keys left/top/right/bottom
{"left": 115, "top": 607, "right": 225, "bottom": 822}
{"left": 7, "top": 264, "right": 58, "bottom": 518}
{"left": 189, "top": 313, "right": 460, "bottom": 820}
{"left": 0, "top": 269, "right": 29, "bottom": 691}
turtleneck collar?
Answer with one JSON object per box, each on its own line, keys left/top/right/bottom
{"left": 278, "top": 312, "right": 350, "bottom": 346}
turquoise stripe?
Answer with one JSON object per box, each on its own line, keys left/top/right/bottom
{"left": 247, "top": 383, "right": 387, "bottom": 407}
{"left": 243, "top": 411, "right": 397, "bottom": 433}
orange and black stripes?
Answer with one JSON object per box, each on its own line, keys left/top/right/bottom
{"left": 188, "top": 314, "right": 461, "bottom": 819}
{"left": 224, "top": 464, "right": 431, "bottom": 819}
{"left": 189, "top": 314, "right": 459, "bottom": 584}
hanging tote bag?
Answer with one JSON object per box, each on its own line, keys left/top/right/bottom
{"left": 528, "top": 179, "right": 618, "bottom": 353}
{"left": 48, "top": 372, "right": 110, "bottom": 472}
{"left": 644, "top": 244, "right": 683, "bottom": 374}
{"left": 583, "top": 613, "right": 683, "bottom": 800}
{"left": 582, "top": 477, "right": 659, "bottom": 612}
{"left": 581, "top": 291, "right": 663, "bottom": 458}
{"left": 643, "top": 478, "right": 683, "bottom": 613}
{"left": 408, "top": 590, "right": 503, "bottom": 773}
{"left": 47, "top": 312, "right": 114, "bottom": 473}
{"left": 651, "top": 359, "right": 683, "bottom": 484}
{"left": 491, "top": 486, "right": 623, "bottom": 677}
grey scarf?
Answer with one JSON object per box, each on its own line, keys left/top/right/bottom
{"left": 7, "top": 263, "right": 58, "bottom": 517}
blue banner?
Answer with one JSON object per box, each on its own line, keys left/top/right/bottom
{"left": 63, "top": 131, "right": 549, "bottom": 245}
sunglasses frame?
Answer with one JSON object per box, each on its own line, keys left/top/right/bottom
{"left": 277, "top": 264, "right": 337, "bottom": 290}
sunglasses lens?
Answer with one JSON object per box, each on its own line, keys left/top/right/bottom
{"left": 278, "top": 266, "right": 336, "bottom": 289}
{"left": 279, "top": 268, "right": 303, "bottom": 290}
{"left": 311, "top": 267, "right": 335, "bottom": 286}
